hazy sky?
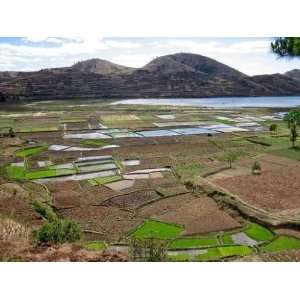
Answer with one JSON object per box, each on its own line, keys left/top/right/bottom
{"left": 1, "top": 37, "right": 300, "bottom": 75}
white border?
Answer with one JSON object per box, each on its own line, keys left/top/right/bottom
{"left": 1, "top": 0, "right": 300, "bottom": 36}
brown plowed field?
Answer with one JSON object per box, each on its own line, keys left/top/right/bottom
{"left": 214, "top": 166, "right": 300, "bottom": 211}
{"left": 138, "top": 194, "right": 240, "bottom": 235}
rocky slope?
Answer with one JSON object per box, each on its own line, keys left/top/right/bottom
{"left": 0, "top": 53, "right": 300, "bottom": 101}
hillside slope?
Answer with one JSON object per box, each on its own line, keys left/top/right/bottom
{"left": 0, "top": 53, "right": 299, "bottom": 101}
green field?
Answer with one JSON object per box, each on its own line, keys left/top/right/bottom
{"left": 15, "top": 145, "right": 48, "bottom": 158}
{"left": 80, "top": 139, "right": 108, "bottom": 148}
{"left": 173, "top": 162, "right": 209, "bottom": 182}
{"left": 82, "top": 241, "right": 107, "bottom": 251}
{"left": 5, "top": 165, "right": 25, "bottom": 180}
{"left": 268, "top": 147, "right": 300, "bottom": 161}
{"left": 262, "top": 236, "right": 300, "bottom": 253}
{"left": 169, "top": 237, "right": 218, "bottom": 249}
{"left": 196, "top": 245, "right": 253, "bottom": 261}
{"left": 25, "top": 168, "right": 75, "bottom": 180}
{"left": 91, "top": 175, "right": 122, "bottom": 185}
{"left": 244, "top": 222, "right": 274, "bottom": 242}
{"left": 196, "top": 248, "right": 221, "bottom": 261}
{"left": 221, "top": 234, "right": 234, "bottom": 245}
{"left": 130, "top": 220, "right": 184, "bottom": 240}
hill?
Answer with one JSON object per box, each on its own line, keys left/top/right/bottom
{"left": 0, "top": 53, "right": 300, "bottom": 101}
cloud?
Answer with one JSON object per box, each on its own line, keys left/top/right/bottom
{"left": 104, "top": 40, "right": 141, "bottom": 49}
{"left": 156, "top": 39, "right": 270, "bottom": 54}
{"left": 23, "top": 37, "right": 65, "bottom": 44}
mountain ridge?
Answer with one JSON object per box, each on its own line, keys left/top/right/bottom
{"left": 0, "top": 52, "right": 300, "bottom": 101}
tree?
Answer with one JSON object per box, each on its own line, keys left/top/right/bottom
{"left": 269, "top": 123, "right": 278, "bottom": 135}
{"left": 129, "top": 238, "right": 167, "bottom": 262}
{"left": 271, "top": 37, "right": 300, "bottom": 58}
{"left": 218, "top": 149, "right": 243, "bottom": 168}
{"left": 252, "top": 161, "right": 261, "bottom": 175}
{"left": 34, "top": 219, "right": 81, "bottom": 244}
{"left": 290, "top": 122, "right": 298, "bottom": 148}
{"left": 284, "top": 109, "right": 300, "bottom": 148}
{"left": 8, "top": 127, "right": 15, "bottom": 138}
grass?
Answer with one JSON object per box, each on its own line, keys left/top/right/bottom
{"left": 80, "top": 139, "right": 108, "bottom": 148}
{"left": 25, "top": 168, "right": 75, "bottom": 180}
{"left": 94, "top": 175, "right": 122, "bottom": 185}
{"left": 82, "top": 240, "right": 107, "bottom": 251}
{"left": 244, "top": 222, "right": 274, "bottom": 242}
{"left": 15, "top": 144, "right": 48, "bottom": 158}
{"left": 169, "top": 237, "right": 218, "bottom": 249}
{"left": 173, "top": 162, "right": 209, "bottom": 182}
{"left": 87, "top": 175, "right": 122, "bottom": 186}
{"left": 221, "top": 234, "right": 234, "bottom": 245}
{"left": 262, "top": 236, "right": 300, "bottom": 253}
{"left": 196, "top": 248, "right": 221, "bottom": 261}
{"left": 130, "top": 220, "right": 184, "bottom": 240}
{"left": 16, "top": 126, "right": 58, "bottom": 133}
{"left": 196, "top": 245, "right": 253, "bottom": 261}
{"left": 25, "top": 169, "right": 57, "bottom": 180}
{"left": 101, "top": 114, "right": 140, "bottom": 122}
{"left": 5, "top": 165, "right": 25, "bottom": 180}
{"left": 167, "top": 253, "right": 190, "bottom": 262}
{"left": 268, "top": 147, "right": 300, "bottom": 161}
{"left": 218, "top": 245, "right": 252, "bottom": 257}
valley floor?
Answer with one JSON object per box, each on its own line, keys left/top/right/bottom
{"left": 1, "top": 100, "right": 300, "bottom": 262}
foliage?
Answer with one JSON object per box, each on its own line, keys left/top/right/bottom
{"left": 130, "top": 220, "right": 183, "bottom": 240}
{"left": 284, "top": 109, "right": 300, "bottom": 127}
{"left": 271, "top": 37, "right": 300, "bottom": 57}
{"left": 217, "top": 149, "right": 244, "bottom": 168}
{"left": 32, "top": 201, "right": 57, "bottom": 222}
{"left": 269, "top": 123, "right": 278, "bottom": 134}
{"left": 262, "top": 236, "right": 300, "bottom": 253}
{"left": 252, "top": 161, "right": 261, "bottom": 175}
{"left": 283, "top": 110, "right": 300, "bottom": 148}
{"left": 34, "top": 219, "right": 81, "bottom": 244}
{"left": 172, "top": 162, "right": 209, "bottom": 182}
{"left": 129, "top": 237, "right": 167, "bottom": 262}
{"left": 244, "top": 222, "right": 274, "bottom": 242}
{"left": 290, "top": 122, "right": 298, "bottom": 148}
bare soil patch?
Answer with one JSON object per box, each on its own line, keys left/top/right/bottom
{"left": 101, "top": 189, "right": 161, "bottom": 210}
{"left": 138, "top": 194, "right": 240, "bottom": 235}
{"left": 214, "top": 166, "right": 300, "bottom": 211}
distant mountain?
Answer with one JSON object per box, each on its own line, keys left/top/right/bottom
{"left": 0, "top": 53, "right": 300, "bottom": 101}
{"left": 285, "top": 69, "right": 300, "bottom": 81}
{"left": 70, "top": 58, "right": 134, "bottom": 75}
{"left": 142, "top": 53, "right": 246, "bottom": 79}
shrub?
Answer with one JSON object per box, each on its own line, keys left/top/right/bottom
{"left": 34, "top": 219, "right": 81, "bottom": 244}
{"left": 32, "top": 201, "right": 57, "bottom": 222}
{"left": 129, "top": 237, "right": 167, "bottom": 262}
{"left": 217, "top": 149, "right": 244, "bottom": 168}
{"left": 252, "top": 161, "right": 261, "bottom": 175}
{"left": 269, "top": 123, "right": 278, "bottom": 134}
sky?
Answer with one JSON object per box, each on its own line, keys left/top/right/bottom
{"left": 1, "top": 37, "right": 300, "bottom": 75}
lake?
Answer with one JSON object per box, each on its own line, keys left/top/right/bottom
{"left": 113, "top": 96, "right": 300, "bottom": 108}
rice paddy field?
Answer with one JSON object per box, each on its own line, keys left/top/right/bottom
{"left": 1, "top": 99, "right": 300, "bottom": 261}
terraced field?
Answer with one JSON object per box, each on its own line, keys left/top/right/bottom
{"left": 1, "top": 100, "right": 300, "bottom": 261}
